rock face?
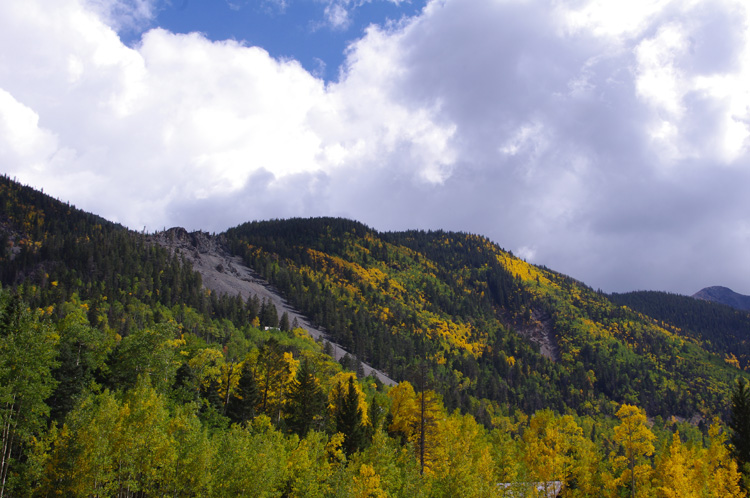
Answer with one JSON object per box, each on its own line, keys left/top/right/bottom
{"left": 147, "top": 228, "right": 396, "bottom": 385}
{"left": 516, "top": 310, "right": 559, "bottom": 362}
{"left": 692, "top": 286, "right": 750, "bottom": 311}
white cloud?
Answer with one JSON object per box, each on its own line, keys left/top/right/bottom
{"left": 635, "top": 23, "right": 688, "bottom": 118}
{"left": 86, "top": 0, "right": 158, "bottom": 33}
{"left": 0, "top": 89, "right": 61, "bottom": 172}
{"left": 0, "top": 0, "right": 456, "bottom": 229}
{"left": 2, "top": 0, "right": 750, "bottom": 294}
{"left": 561, "top": 0, "right": 675, "bottom": 42}
{"left": 324, "top": 3, "right": 351, "bottom": 30}
{"left": 316, "top": 0, "right": 407, "bottom": 31}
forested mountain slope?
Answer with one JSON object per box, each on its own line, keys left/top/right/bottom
{"left": 610, "top": 290, "right": 750, "bottom": 369}
{"left": 226, "top": 218, "right": 745, "bottom": 419}
{"left": 146, "top": 226, "right": 395, "bottom": 385}
{"left": 1, "top": 175, "right": 748, "bottom": 497}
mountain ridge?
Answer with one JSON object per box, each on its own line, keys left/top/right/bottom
{"left": 226, "top": 217, "right": 745, "bottom": 418}
{"left": 693, "top": 285, "right": 750, "bottom": 311}
{"left": 1, "top": 177, "right": 746, "bottom": 420}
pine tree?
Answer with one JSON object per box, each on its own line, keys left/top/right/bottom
{"left": 171, "top": 362, "right": 200, "bottom": 405}
{"left": 731, "top": 377, "right": 750, "bottom": 478}
{"left": 336, "top": 377, "right": 366, "bottom": 456}
{"left": 246, "top": 295, "right": 260, "bottom": 322}
{"left": 256, "top": 339, "right": 290, "bottom": 416}
{"left": 284, "top": 359, "right": 324, "bottom": 436}
{"left": 226, "top": 361, "right": 259, "bottom": 424}
{"left": 259, "top": 299, "right": 279, "bottom": 329}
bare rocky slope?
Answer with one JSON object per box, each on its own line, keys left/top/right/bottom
{"left": 147, "top": 227, "right": 395, "bottom": 385}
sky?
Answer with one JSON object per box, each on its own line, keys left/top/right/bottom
{"left": 1, "top": 0, "right": 750, "bottom": 296}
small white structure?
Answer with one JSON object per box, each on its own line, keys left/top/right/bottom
{"left": 497, "top": 481, "right": 564, "bottom": 497}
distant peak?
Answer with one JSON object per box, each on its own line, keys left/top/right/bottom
{"left": 692, "top": 286, "right": 750, "bottom": 312}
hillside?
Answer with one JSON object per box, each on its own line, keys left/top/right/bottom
{"left": 610, "top": 290, "right": 750, "bottom": 369}
{"left": 2, "top": 174, "right": 746, "bottom": 419}
{"left": 1, "top": 175, "right": 748, "bottom": 497}
{"left": 146, "top": 227, "right": 394, "bottom": 384}
{"left": 226, "top": 218, "right": 744, "bottom": 419}
{"left": 693, "top": 286, "right": 750, "bottom": 311}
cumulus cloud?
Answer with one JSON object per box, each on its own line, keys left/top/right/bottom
{"left": 87, "top": 0, "right": 158, "bottom": 32}
{"left": 316, "top": 0, "right": 407, "bottom": 31}
{"left": 0, "top": 0, "right": 454, "bottom": 228}
{"left": 1, "top": 0, "right": 749, "bottom": 294}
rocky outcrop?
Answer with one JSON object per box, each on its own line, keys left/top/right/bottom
{"left": 516, "top": 309, "right": 559, "bottom": 362}
{"left": 147, "top": 228, "right": 396, "bottom": 385}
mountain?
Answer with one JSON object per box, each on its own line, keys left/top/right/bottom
{"left": 609, "top": 290, "right": 750, "bottom": 369}
{"left": 225, "top": 218, "right": 746, "bottom": 419}
{"left": 693, "top": 286, "right": 750, "bottom": 311}
{"left": 1, "top": 175, "right": 748, "bottom": 496}
{"left": 2, "top": 173, "right": 744, "bottom": 419}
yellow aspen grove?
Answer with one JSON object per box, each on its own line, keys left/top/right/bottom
{"left": 386, "top": 381, "right": 445, "bottom": 475}
{"left": 188, "top": 348, "right": 225, "bottom": 390}
{"left": 612, "top": 404, "right": 656, "bottom": 498}
{"left": 351, "top": 463, "right": 388, "bottom": 498}
{"left": 522, "top": 411, "right": 584, "bottom": 496}
{"left": 286, "top": 431, "right": 334, "bottom": 497}
{"left": 704, "top": 422, "right": 746, "bottom": 498}
{"left": 428, "top": 412, "right": 496, "bottom": 498}
{"left": 388, "top": 381, "right": 418, "bottom": 437}
{"left": 567, "top": 433, "right": 604, "bottom": 498}
{"left": 655, "top": 432, "right": 699, "bottom": 498}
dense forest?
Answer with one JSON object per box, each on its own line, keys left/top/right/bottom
{"left": 226, "top": 218, "right": 744, "bottom": 419}
{"left": 1, "top": 175, "right": 749, "bottom": 497}
{"left": 610, "top": 290, "right": 750, "bottom": 370}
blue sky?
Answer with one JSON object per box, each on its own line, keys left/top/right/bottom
{"left": 122, "top": 0, "right": 427, "bottom": 81}
{"left": 2, "top": 0, "right": 750, "bottom": 294}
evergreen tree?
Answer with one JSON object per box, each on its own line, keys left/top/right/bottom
{"left": 279, "top": 312, "right": 291, "bottom": 332}
{"left": 256, "top": 339, "right": 289, "bottom": 417}
{"left": 246, "top": 295, "right": 260, "bottom": 322}
{"left": 226, "top": 361, "right": 259, "bottom": 424}
{"left": 259, "top": 299, "right": 279, "bottom": 329}
{"left": 731, "top": 377, "right": 750, "bottom": 478}
{"left": 284, "top": 359, "right": 325, "bottom": 437}
{"left": 201, "top": 377, "right": 222, "bottom": 409}
{"left": 171, "top": 362, "right": 199, "bottom": 405}
{"left": 336, "top": 377, "right": 366, "bottom": 456}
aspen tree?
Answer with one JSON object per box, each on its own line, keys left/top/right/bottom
{"left": 612, "top": 404, "right": 655, "bottom": 498}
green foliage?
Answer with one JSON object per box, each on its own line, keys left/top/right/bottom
{"left": 226, "top": 217, "right": 745, "bottom": 419}
{"left": 211, "top": 417, "right": 292, "bottom": 497}
{"left": 334, "top": 377, "right": 368, "bottom": 456}
{"left": 226, "top": 360, "right": 259, "bottom": 424}
{"left": 731, "top": 378, "right": 750, "bottom": 478}
{"left": 3, "top": 177, "right": 750, "bottom": 496}
{"left": 0, "top": 291, "right": 58, "bottom": 496}
{"left": 611, "top": 290, "right": 750, "bottom": 369}
{"left": 284, "top": 359, "right": 326, "bottom": 437}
